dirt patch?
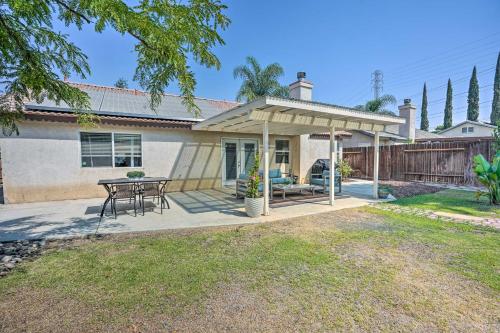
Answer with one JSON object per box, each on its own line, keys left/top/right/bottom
{"left": 380, "top": 180, "right": 442, "bottom": 198}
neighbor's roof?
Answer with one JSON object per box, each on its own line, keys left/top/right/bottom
{"left": 415, "top": 128, "right": 444, "bottom": 139}
{"left": 438, "top": 120, "right": 496, "bottom": 133}
{"left": 355, "top": 130, "right": 408, "bottom": 141}
{"left": 24, "top": 82, "right": 240, "bottom": 122}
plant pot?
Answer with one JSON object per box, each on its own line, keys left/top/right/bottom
{"left": 245, "top": 197, "right": 264, "bottom": 218}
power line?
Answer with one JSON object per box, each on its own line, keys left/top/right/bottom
{"left": 386, "top": 31, "right": 500, "bottom": 73}
{"left": 426, "top": 84, "right": 494, "bottom": 105}
{"left": 427, "top": 100, "right": 493, "bottom": 119}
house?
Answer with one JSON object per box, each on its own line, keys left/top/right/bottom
{"left": 436, "top": 120, "right": 496, "bottom": 138}
{"left": 0, "top": 73, "right": 404, "bottom": 205}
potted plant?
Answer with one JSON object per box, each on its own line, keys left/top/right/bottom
{"left": 245, "top": 152, "right": 264, "bottom": 217}
{"left": 127, "top": 170, "right": 145, "bottom": 180}
{"left": 377, "top": 185, "right": 392, "bottom": 199}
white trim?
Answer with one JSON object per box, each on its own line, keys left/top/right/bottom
{"left": 79, "top": 130, "right": 143, "bottom": 169}
{"left": 438, "top": 120, "right": 496, "bottom": 134}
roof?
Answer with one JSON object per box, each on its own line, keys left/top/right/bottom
{"left": 193, "top": 96, "right": 405, "bottom": 136}
{"left": 415, "top": 128, "right": 444, "bottom": 139}
{"left": 438, "top": 120, "right": 496, "bottom": 134}
{"left": 355, "top": 130, "right": 408, "bottom": 141}
{"left": 309, "top": 131, "right": 353, "bottom": 139}
{"left": 24, "top": 82, "right": 240, "bottom": 122}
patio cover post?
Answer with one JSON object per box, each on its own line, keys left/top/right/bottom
{"left": 373, "top": 131, "right": 380, "bottom": 198}
{"left": 329, "top": 126, "right": 336, "bottom": 205}
{"left": 263, "top": 120, "right": 270, "bottom": 215}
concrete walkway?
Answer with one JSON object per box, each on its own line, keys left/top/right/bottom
{"left": 0, "top": 180, "right": 377, "bottom": 241}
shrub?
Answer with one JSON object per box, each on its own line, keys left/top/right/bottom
{"left": 245, "top": 152, "right": 260, "bottom": 198}
{"left": 337, "top": 160, "right": 353, "bottom": 179}
{"left": 127, "top": 170, "right": 145, "bottom": 179}
{"left": 473, "top": 152, "right": 500, "bottom": 205}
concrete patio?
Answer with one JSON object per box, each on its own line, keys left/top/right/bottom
{"left": 0, "top": 180, "right": 378, "bottom": 241}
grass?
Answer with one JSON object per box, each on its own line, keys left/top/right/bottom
{"left": 392, "top": 189, "right": 500, "bottom": 217}
{"left": 0, "top": 207, "right": 499, "bottom": 332}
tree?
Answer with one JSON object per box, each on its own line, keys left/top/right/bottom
{"left": 493, "top": 121, "right": 500, "bottom": 151}
{"left": 443, "top": 79, "right": 453, "bottom": 129}
{"left": 114, "top": 78, "right": 128, "bottom": 89}
{"left": 467, "top": 66, "right": 479, "bottom": 121}
{"left": 420, "top": 83, "right": 429, "bottom": 131}
{"left": 354, "top": 94, "right": 397, "bottom": 115}
{"left": 0, "top": 1, "right": 230, "bottom": 135}
{"left": 433, "top": 124, "right": 446, "bottom": 133}
{"left": 492, "top": 52, "right": 500, "bottom": 124}
{"left": 233, "top": 56, "right": 289, "bottom": 102}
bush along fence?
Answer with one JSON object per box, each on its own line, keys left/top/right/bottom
{"left": 343, "top": 139, "right": 495, "bottom": 185}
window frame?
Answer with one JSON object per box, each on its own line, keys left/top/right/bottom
{"left": 461, "top": 127, "right": 468, "bottom": 133}
{"left": 79, "top": 131, "right": 143, "bottom": 169}
{"left": 468, "top": 126, "right": 474, "bottom": 133}
{"left": 275, "top": 139, "right": 290, "bottom": 164}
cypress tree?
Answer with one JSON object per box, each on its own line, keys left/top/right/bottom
{"left": 491, "top": 52, "right": 500, "bottom": 124}
{"left": 467, "top": 66, "right": 479, "bottom": 121}
{"left": 420, "top": 83, "right": 429, "bottom": 131}
{"left": 443, "top": 79, "right": 453, "bottom": 129}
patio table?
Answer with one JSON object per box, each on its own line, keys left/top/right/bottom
{"left": 98, "top": 177, "right": 171, "bottom": 221}
{"left": 272, "top": 183, "right": 322, "bottom": 200}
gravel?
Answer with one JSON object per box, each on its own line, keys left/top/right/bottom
{"left": 0, "top": 240, "right": 46, "bottom": 277}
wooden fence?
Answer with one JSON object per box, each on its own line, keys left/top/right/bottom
{"left": 343, "top": 140, "right": 495, "bottom": 185}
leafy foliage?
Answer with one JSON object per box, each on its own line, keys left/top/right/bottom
{"left": 443, "top": 79, "right": 453, "bottom": 129}
{"left": 126, "top": 170, "right": 145, "bottom": 179}
{"left": 114, "top": 78, "right": 128, "bottom": 89}
{"left": 420, "top": 83, "right": 429, "bottom": 131}
{"left": 467, "top": 66, "right": 479, "bottom": 121}
{"left": 473, "top": 152, "right": 500, "bottom": 205}
{"left": 337, "top": 159, "right": 353, "bottom": 179}
{"left": 493, "top": 121, "right": 500, "bottom": 151}
{"left": 245, "top": 151, "right": 261, "bottom": 198}
{"left": 0, "top": 0, "right": 230, "bottom": 134}
{"left": 354, "top": 94, "right": 397, "bottom": 115}
{"left": 233, "top": 56, "right": 289, "bottom": 102}
{"left": 433, "top": 124, "right": 446, "bottom": 133}
{"left": 492, "top": 52, "right": 500, "bottom": 124}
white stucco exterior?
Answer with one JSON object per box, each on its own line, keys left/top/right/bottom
{"left": 0, "top": 120, "right": 295, "bottom": 203}
{"left": 438, "top": 120, "right": 495, "bottom": 138}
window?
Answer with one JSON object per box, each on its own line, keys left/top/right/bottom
{"left": 80, "top": 132, "right": 142, "bottom": 168}
{"left": 114, "top": 133, "right": 142, "bottom": 167}
{"left": 275, "top": 139, "right": 289, "bottom": 164}
{"left": 468, "top": 127, "right": 474, "bottom": 133}
{"left": 80, "top": 133, "right": 112, "bottom": 167}
{"left": 462, "top": 127, "right": 468, "bottom": 133}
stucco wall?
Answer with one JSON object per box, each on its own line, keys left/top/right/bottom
{"left": 342, "top": 132, "right": 396, "bottom": 148}
{"left": 440, "top": 124, "right": 494, "bottom": 137}
{"left": 0, "top": 121, "right": 292, "bottom": 203}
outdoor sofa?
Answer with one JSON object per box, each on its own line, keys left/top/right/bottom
{"left": 235, "top": 169, "right": 292, "bottom": 199}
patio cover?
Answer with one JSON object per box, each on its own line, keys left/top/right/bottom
{"left": 193, "top": 96, "right": 405, "bottom": 215}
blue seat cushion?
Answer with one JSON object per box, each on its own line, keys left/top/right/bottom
{"left": 239, "top": 173, "right": 249, "bottom": 180}
{"left": 269, "top": 169, "right": 282, "bottom": 178}
{"left": 311, "top": 178, "right": 323, "bottom": 186}
{"left": 271, "top": 177, "right": 290, "bottom": 184}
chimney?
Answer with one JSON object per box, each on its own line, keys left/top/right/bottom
{"left": 289, "top": 72, "right": 313, "bottom": 101}
{"left": 398, "top": 98, "right": 416, "bottom": 141}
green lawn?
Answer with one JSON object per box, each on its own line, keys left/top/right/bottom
{"left": 0, "top": 207, "right": 499, "bottom": 332}
{"left": 392, "top": 189, "right": 500, "bottom": 217}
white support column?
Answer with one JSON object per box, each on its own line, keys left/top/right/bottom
{"left": 329, "top": 126, "right": 336, "bottom": 205}
{"left": 373, "top": 131, "right": 380, "bottom": 199}
{"left": 263, "top": 120, "right": 270, "bottom": 215}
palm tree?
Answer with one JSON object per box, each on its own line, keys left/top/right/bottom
{"left": 354, "top": 94, "right": 397, "bottom": 115}
{"left": 233, "top": 56, "right": 289, "bottom": 102}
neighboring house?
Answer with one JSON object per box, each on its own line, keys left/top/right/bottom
{"left": 0, "top": 74, "right": 402, "bottom": 203}
{"left": 436, "top": 120, "right": 496, "bottom": 138}
{"left": 341, "top": 99, "right": 442, "bottom": 147}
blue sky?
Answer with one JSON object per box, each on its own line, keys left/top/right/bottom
{"left": 56, "top": 0, "right": 500, "bottom": 129}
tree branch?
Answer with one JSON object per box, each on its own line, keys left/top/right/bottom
{"left": 52, "top": 0, "right": 92, "bottom": 24}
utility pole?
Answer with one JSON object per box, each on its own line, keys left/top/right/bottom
{"left": 371, "top": 70, "right": 383, "bottom": 99}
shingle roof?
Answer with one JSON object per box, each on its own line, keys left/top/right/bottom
{"left": 24, "top": 82, "right": 240, "bottom": 121}
{"left": 415, "top": 129, "right": 444, "bottom": 139}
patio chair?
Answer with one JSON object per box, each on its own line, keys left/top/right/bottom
{"left": 110, "top": 184, "right": 138, "bottom": 219}
{"left": 139, "top": 182, "right": 168, "bottom": 215}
